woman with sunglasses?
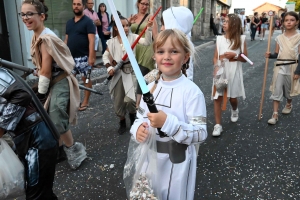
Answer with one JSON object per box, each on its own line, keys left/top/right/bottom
{"left": 127, "top": 0, "right": 158, "bottom": 110}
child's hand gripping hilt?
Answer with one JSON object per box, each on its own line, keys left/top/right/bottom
{"left": 85, "top": 68, "right": 92, "bottom": 83}
{"left": 103, "top": 60, "right": 124, "bottom": 85}
{"left": 143, "top": 92, "right": 168, "bottom": 138}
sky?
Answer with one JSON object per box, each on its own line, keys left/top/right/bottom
{"left": 229, "top": 0, "right": 288, "bottom": 15}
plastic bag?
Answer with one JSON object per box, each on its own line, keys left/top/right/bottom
{"left": 123, "top": 127, "right": 159, "bottom": 200}
{"left": 213, "top": 60, "right": 228, "bottom": 93}
{"left": 0, "top": 138, "right": 25, "bottom": 199}
{"left": 144, "top": 69, "right": 159, "bottom": 84}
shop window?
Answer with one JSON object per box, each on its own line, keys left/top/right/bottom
{"left": 44, "top": 0, "right": 73, "bottom": 40}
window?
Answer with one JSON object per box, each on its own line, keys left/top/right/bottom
{"left": 180, "top": 0, "right": 190, "bottom": 8}
{"left": 44, "top": 0, "right": 74, "bottom": 40}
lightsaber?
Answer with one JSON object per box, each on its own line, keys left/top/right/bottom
{"left": 107, "top": 0, "right": 166, "bottom": 137}
{"left": 103, "top": 6, "right": 162, "bottom": 85}
{"left": 193, "top": 8, "right": 204, "bottom": 24}
{"left": 241, "top": 54, "right": 253, "bottom": 65}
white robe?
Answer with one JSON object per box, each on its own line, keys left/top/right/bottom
{"left": 104, "top": 29, "right": 152, "bottom": 101}
{"left": 130, "top": 75, "right": 207, "bottom": 200}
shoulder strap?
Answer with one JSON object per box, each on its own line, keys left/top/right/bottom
{"left": 135, "top": 13, "right": 149, "bottom": 34}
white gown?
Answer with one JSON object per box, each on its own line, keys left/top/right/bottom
{"left": 130, "top": 75, "right": 207, "bottom": 200}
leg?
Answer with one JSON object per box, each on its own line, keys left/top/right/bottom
{"left": 229, "top": 98, "right": 238, "bottom": 110}
{"left": 80, "top": 76, "right": 92, "bottom": 109}
{"left": 229, "top": 98, "right": 239, "bottom": 123}
{"left": 214, "top": 96, "right": 223, "bottom": 124}
{"left": 113, "top": 78, "right": 127, "bottom": 134}
{"left": 212, "top": 96, "right": 223, "bottom": 136}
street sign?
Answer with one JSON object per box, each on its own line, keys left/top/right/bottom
{"left": 268, "top": 10, "right": 273, "bottom": 16}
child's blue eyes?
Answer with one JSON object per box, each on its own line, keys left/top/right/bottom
{"left": 156, "top": 50, "right": 178, "bottom": 54}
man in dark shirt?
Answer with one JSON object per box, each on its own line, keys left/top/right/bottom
{"left": 65, "top": 0, "right": 95, "bottom": 111}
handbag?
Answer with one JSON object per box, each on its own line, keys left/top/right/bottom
{"left": 213, "top": 60, "right": 228, "bottom": 93}
{"left": 0, "top": 138, "right": 25, "bottom": 199}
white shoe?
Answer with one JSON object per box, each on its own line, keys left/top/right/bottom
{"left": 231, "top": 108, "right": 239, "bottom": 122}
{"left": 267, "top": 112, "right": 278, "bottom": 125}
{"left": 260, "top": 38, "right": 262, "bottom": 41}
{"left": 263, "top": 38, "right": 265, "bottom": 40}
{"left": 282, "top": 103, "right": 292, "bottom": 114}
{"left": 212, "top": 124, "right": 223, "bottom": 136}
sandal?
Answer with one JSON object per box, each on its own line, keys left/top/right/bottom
{"left": 268, "top": 112, "right": 278, "bottom": 125}
{"left": 282, "top": 103, "right": 292, "bottom": 114}
{"left": 78, "top": 103, "right": 89, "bottom": 111}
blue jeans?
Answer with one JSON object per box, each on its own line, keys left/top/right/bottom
{"left": 250, "top": 25, "right": 257, "bottom": 40}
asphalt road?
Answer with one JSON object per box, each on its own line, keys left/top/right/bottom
{"left": 19, "top": 30, "right": 300, "bottom": 200}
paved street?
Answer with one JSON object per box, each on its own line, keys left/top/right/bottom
{"left": 23, "top": 30, "right": 300, "bottom": 199}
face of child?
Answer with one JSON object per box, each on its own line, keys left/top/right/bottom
{"left": 154, "top": 37, "right": 189, "bottom": 78}
{"left": 114, "top": 19, "right": 130, "bottom": 35}
{"left": 222, "top": 16, "right": 229, "bottom": 31}
{"left": 284, "top": 15, "right": 298, "bottom": 30}
{"left": 21, "top": 3, "right": 45, "bottom": 31}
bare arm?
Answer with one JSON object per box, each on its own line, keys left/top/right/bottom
{"left": 94, "top": 19, "right": 101, "bottom": 26}
{"left": 39, "top": 42, "right": 53, "bottom": 79}
{"left": 236, "top": 41, "right": 248, "bottom": 62}
{"left": 152, "top": 18, "right": 158, "bottom": 40}
{"left": 64, "top": 34, "right": 68, "bottom": 44}
{"left": 88, "top": 33, "right": 95, "bottom": 66}
{"left": 213, "top": 45, "right": 218, "bottom": 66}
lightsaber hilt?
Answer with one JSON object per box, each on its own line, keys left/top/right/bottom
{"left": 241, "top": 53, "right": 253, "bottom": 65}
{"left": 79, "top": 84, "right": 103, "bottom": 95}
{"left": 85, "top": 68, "right": 92, "bottom": 83}
{"left": 143, "top": 92, "right": 167, "bottom": 138}
{"left": 103, "top": 60, "right": 124, "bottom": 85}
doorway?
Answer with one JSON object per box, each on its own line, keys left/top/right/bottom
{"left": 0, "top": 0, "right": 11, "bottom": 61}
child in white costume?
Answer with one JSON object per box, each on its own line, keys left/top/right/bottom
{"left": 212, "top": 14, "right": 248, "bottom": 137}
{"left": 130, "top": 29, "right": 207, "bottom": 200}
{"left": 161, "top": 6, "right": 195, "bottom": 81}
{"left": 265, "top": 11, "right": 300, "bottom": 125}
{"left": 103, "top": 15, "right": 153, "bottom": 134}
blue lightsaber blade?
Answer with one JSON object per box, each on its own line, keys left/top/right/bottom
{"left": 107, "top": 0, "right": 166, "bottom": 137}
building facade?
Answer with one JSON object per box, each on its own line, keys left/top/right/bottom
{"left": 0, "top": 0, "right": 228, "bottom": 71}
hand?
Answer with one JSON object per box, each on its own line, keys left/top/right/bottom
{"left": 136, "top": 122, "right": 149, "bottom": 143}
{"left": 104, "top": 31, "right": 110, "bottom": 35}
{"left": 108, "top": 69, "right": 114, "bottom": 76}
{"left": 265, "top": 52, "right": 271, "bottom": 58}
{"left": 146, "top": 17, "right": 154, "bottom": 28}
{"left": 147, "top": 110, "right": 167, "bottom": 128}
{"left": 128, "top": 14, "right": 138, "bottom": 24}
{"left": 223, "top": 52, "right": 236, "bottom": 59}
{"left": 112, "top": 60, "right": 118, "bottom": 66}
{"left": 88, "top": 56, "right": 95, "bottom": 67}
{"left": 294, "top": 74, "right": 300, "bottom": 80}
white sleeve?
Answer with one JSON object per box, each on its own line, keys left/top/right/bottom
{"left": 102, "top": 50, "right": 111, "bottom": 65}
{"left": 135, "top": 28, "right": 152, "bottom": 46}
{"left": 160, "top": 93, "right": 207, "bottom": 145}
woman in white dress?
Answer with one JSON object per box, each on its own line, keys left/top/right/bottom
{"left": 212, "top": 14, "right": 248, "bottom": 136}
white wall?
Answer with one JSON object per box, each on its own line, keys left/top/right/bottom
{"left": 230, "top": 0, "right": 288, "bottom": 16}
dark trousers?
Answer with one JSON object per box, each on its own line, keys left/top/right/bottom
{"left": 99, "top": 32, "right": 108, "bottom": 55}
{"left": 250, "top": 25, "right": 257, "bottom": 40}
{"left": 13, "top": 121, "right": 58, "bottom": 200}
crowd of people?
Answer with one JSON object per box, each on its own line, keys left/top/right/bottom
{"left": 1, "top": 0, "right": 300, "bottom": 199}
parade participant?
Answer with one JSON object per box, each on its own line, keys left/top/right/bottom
{"left": 250, "top": 12, "right": 260, "bottom": 41}
{"left": 65, "top": 0, "right": 96, "bottom": 111}
{"left": 21, "top": 0, "right": 87, "bottom": 169}
{"left": 260, "top": 12, "right": 269, "bottom": 41}
{"left": 128, "top": 0, "right": 158, "bottom": 110}
{"left": 130, "top": 29, "right": 207, "bottom": 200}
{"left": 97, "top": 3, "right": 110, "bottom": 54}
{"left": 212, "top": 14, "right": 248, "bottom": 136}
{"left": 0, "top": 67, "right": 58, "bottom": 199}
{"left": 161, "top": 6, "right": 194, "bottom": 81}
{"left": 265, "top": 11, "right": 300, "bottom": 125}
{"left": 103, "top": 14, "right": 153, "bottom": 135}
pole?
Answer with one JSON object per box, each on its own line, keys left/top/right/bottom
{"left": 258, "top": 15, "right": 273, "bottom": 120}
